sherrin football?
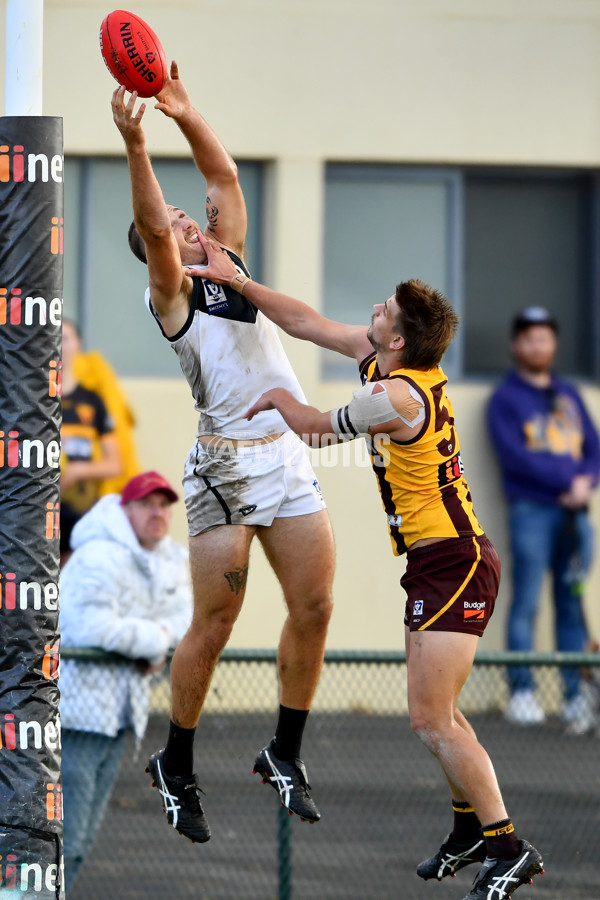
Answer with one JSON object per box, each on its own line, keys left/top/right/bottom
{"left": 100, "top": 10, "right": 167, "bottom": 98}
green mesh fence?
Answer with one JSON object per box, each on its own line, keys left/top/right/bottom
{"left": 62, "top": 649, "right": 600, "bottom": 900}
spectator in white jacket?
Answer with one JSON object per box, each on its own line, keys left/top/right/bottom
{"left": 59, "top": 471, "right": 192, "bottom": 889}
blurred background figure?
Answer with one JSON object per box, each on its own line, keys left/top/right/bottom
{"left": 487, "top": 307, "right": 600, "bottom": 732}
{"left": 60, "top": 319, "right": 125, "bottom": 563}
{"left": 70, "top": 323, "right": 141, "bottom": 495}
{"left": 59, "top": 471, "right": 193, "bottom": 890}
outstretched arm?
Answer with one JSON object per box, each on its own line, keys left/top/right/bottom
{"left": 112, "top": 85, "right": 191, "bottom": 333}
{"left": 194, "top": 232, "right": 372, "bottom": 361}
{"left": 154, "top": 61, "right": 246, "bottom": 257}
{"left": 247, "top": 382, "right": 420, "bottom": 446}
{"left": 246, "top": 389, "right": 338, "bottom": 448}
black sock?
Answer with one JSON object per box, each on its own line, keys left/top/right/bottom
{"left": 162, "top": 720, "right": 196, "bottom": 777}
{"left": 450, "top": 799, "right": 482, "bottom": 843}
{"left": 272, "top": 705, "right": 309, "bottom": 761}
{"left": 482, "top": 818, "right": 521, "bottom": 860}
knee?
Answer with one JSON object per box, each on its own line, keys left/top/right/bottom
{"left": 188, "top": 608, "right": 237, "bottom": 654}
{"left": 409, "top": 710, "right": 445, "bottom": 756}
{"left": 291, "top": 588, "right": 334, "bottom": 633}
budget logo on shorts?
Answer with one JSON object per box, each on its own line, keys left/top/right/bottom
{"left": 464, "top": 600, "right": 485, "bottom": 621}
{"left": 414, "top": 600, "right": 424, "bottom": 616}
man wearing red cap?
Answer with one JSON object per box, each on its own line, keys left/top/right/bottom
{"left": 59, "top": 471, "right": 192, "bottom": 889}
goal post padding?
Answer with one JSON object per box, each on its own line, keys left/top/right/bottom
{"left": 0, "top": 115, "right": 64, "bottom": 898}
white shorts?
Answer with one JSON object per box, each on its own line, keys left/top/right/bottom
{"left": 183, "top": 430, "right": 326, "bottom": 535}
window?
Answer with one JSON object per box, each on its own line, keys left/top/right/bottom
{"left": 64, "top": 158, "right": 264, "bottom": 376}
{"left": 464, "top": 170, "right": 596, "bottom": 378}
{"left": 323, "top": 164, "right": 599, "bottom": 381}
{"left": 323, "top": 164, "right": 462, "bottom": 380}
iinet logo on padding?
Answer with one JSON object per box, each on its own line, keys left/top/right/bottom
{"left": 0, "top": 711, "right": 61, "bottom": 752}
{"left": 0, "top": 855, "right": 64, "bottom": 893}
{"left": 42, "top": 642, "right": 60, "bottom": 680}
{"left": 0, "top": 571, "right": 59, "bottom": 611}
{"left": 0, "top": 143, "right": 64, "bottom": 183}
{"left": 0, "top": 288, "right": 62, "bottom": 327}
{"left": 0, "top": 430, "right": 61, "bottom": 470}
{"left": 45, "top": 502, "right": 60, "bottom": 539}
{"left": 46, "top": 782, "right": 62, "bottom": 821}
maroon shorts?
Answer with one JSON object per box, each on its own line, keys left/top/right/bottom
{"left": 401, "top": 535, "right": 500, "bottom": 636}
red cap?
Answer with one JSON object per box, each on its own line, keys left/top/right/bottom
{"left": 120, "top": 471, "right": 179, "bottom": 505}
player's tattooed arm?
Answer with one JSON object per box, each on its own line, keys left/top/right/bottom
{"left": 224, "top": 565, "right": 248, "bottom": 595}
{"left": 206, "top": 195, "right": 219, "bottom": 232}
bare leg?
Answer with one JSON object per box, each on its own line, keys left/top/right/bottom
{"left": 258, "top": 510, "right": 335, "bottom": 709}
{"left": 406, "top": 628, "right": 507, "bottom": 826}
{"left": 169, "top": 525, "right": 255, "bottom": 728}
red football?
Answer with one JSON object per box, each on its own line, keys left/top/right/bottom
{"left": 100, "top": 10, "right": 167, "bottom": 98}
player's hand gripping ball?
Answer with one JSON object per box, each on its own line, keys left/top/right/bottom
{"left": 100, "top": 10, "right": 167, "bottom": 97}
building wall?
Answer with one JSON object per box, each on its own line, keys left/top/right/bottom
{"left": 2, "top": 0, "right": 599, "bottom": 650}
{"left": 123, "top": 373, "right": 600, "bottom": 653}
{"left": 19, "top": 0, "right": 600, "bottom": 166}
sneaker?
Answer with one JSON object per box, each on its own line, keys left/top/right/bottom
{"left": 252, "top": 741, "right": 320, "bottom": 822}
{"left": 146, "top": 749, "right": 211, "bottom": 843}
{"left": 504, "top": 689, "right": 546, "bottom": 725}
{"left": 463, "top": 840, "right": 544, "bottom": 900}
{"left": 562, "top": 689, "right": 596, "bottom": 735}
{"left": 417, "top": 833, "right": 486, "bottom": 880}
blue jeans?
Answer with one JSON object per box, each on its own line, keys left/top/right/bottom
{"left": 62, "top": 728, "right": 127, "bottom": 890}
{"left": 507, "top": 501, "right": 594, "bottom": 700}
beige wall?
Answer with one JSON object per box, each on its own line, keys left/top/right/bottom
{"left": 3, "top": 0, "right": 599, "bottom": 166}
{"left": 3, "top": 1, "right": 600, "bottom": 650}
{"left": 124, "top": 374, "right": 600, "bottom": 653}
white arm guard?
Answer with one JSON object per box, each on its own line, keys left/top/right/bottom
{"left": 330, "top": 382, "right": 422, "bottom": 441}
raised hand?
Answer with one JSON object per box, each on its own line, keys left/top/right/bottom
{"left": 154, "top": 60, "right": 193, "bottom": 119}
{"left": 111, "top": 85, "right": 146, "bottom": 147}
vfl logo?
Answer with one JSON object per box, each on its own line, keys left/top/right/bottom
{"left": 413, "top": 600, "right": 424, "bottom": 616}
{"left": 203, "top": 279, "right": 229, "bottom": 314}
{"left": 464, "top": 601, "right": 485, "bottom": 621}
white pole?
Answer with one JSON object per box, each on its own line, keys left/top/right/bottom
{"left": 5, "top": 0, "right": 44, "bottom": 115}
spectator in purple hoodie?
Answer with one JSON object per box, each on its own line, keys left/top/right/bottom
{"left": 487, "top": 307, "right": 600, "bottom": 732}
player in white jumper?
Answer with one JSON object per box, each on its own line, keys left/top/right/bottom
{"left": 112, "top": 62, "right": 335, "bottom": 842}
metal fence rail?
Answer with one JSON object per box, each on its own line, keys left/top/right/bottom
{"left": 61, "top": 649, "right": 600, "bottom": 900}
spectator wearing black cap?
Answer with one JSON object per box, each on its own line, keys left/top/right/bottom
{"left": 59, "top": 471, "right": 192, "bottom": 888}
{"left": 487, "top": 308, "right": 600, "bottom": 730}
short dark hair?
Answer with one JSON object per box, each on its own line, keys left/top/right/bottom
{"left": 128, "top": 221, "right": 147, "bottom": 264}
{"left": 392, "top": 280, "right": 459, "bottom": 369}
